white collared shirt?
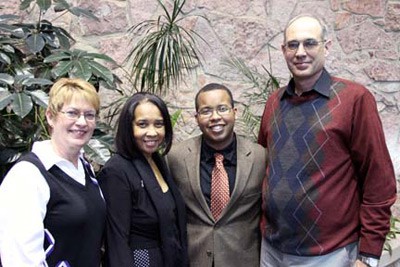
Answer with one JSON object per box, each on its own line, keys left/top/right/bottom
{"left": 0, "top": 140, "right": 87, "bottom": 267}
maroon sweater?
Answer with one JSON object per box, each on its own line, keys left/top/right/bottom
{"left": 258, "top": 69, "right": 396, "bottom": 257}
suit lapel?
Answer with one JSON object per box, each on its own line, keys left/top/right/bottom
{"left": 184, "top": 136, "right": 214, "bottom": 221}
{"left": 220, "top": 136, "right": 253, "bottom": 218}
{"left": 131, "top": 156, "right": 163, "bottom": 207}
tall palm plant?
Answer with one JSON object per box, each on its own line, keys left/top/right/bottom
{"left": 125, "top": 0, "right": 204, "bottom": 95}
{"left": 223, "top": 57, "right": 280, "bottom": 141}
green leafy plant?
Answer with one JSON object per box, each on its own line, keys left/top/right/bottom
{"left": 0, "top": 0, "right": 119, "bottom": 179}
{"left": 384, "top": 216, "right": 400, "bottom": 256}
{"left": 44, "top": 49, "right": 118, "bottom": 90}
{"left": 222, "top": 57, "right": 279, "bottom": 140}
{"left": 95, "top": 0, "right": 201, "bottom": 160}
{"left": 125, "top": 0, "right": 204, "bottom": 95}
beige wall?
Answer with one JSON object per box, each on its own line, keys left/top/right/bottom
{"left": 3, "top": 0, "right": 400, "bottom": 175}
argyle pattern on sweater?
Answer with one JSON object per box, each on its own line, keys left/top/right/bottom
{"left": 259, "top": 74, "right": 396, "bottom": 257}
{"left": 266, "top": 83, "right": 345, "bottom": 254}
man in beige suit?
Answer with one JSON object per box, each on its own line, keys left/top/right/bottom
{"left": 168, "top": 83, "right": 266, "bottom": 267}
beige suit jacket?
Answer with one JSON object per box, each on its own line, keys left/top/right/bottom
{"left": 168, "top": 135, "right": 267, "bottom": 267}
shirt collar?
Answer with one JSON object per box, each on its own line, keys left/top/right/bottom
{"left": 31, "top": 140, "right": 85, "bottom": 171}
{"left": 201, "top": 134, "right": 237, "bottom": 165}
{"left": 282, "top": 68, "right": 332, "bottom": 99}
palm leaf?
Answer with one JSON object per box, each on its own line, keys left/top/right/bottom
{"left": 125, "top": 0, "right": 202, "bottom": 95}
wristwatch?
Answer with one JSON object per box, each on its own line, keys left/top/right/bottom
{"left": 358, "top": 255, "right": 379, "bottom": 267}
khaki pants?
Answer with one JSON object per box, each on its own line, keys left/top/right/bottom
{"left": 260, "top": 238, "right": 358, "bottom": 267}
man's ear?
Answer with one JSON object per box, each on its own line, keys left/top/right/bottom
{"left": 324, "top": 39, "right": 332, "bottom": 56}
{"left": 281, "top": 43, "right": 286, "bottom": 54}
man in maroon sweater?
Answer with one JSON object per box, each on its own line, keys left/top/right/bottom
{"left": 258, "top": 15, "right": 396, "bottom": 267}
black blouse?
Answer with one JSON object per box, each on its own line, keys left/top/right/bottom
{"left": 98, "top": 153, "right": 188, "bottom": 267}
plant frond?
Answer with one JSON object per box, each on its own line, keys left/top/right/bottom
{"left": 125, "top": 0, "right": 202, "bottom": 95}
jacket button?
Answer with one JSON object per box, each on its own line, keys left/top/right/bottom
{"left": 206, "top": 250, "right": 212, "bottom": 257}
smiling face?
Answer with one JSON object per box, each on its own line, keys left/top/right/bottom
{"left": 195, "top": 89, "right": 237, "bottom": 150}
{"left": 46, "top": 96, "right": 97, "bottom": 159}
{"left": 282, "top": 16, "right": 331, "bottom": 86}
{"left": 132, "top": 101, "right": 165, "bottom": 157}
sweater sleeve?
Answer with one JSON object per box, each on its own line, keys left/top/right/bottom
{"left": 97, "top": 160, "right": 135, "bottom": 267}
{"left": 258, "top": 91, "right": 279, "bottom": 148}
{"left": 350, "top": 89, "right": 397, "bottom": 257}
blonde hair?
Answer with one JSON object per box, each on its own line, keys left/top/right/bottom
{"left": 47, "top": 78, "right": 100, "bottom": 117}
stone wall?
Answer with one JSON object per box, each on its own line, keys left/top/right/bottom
{"left": 2, "top": 0, "right": 400, "bottom": 264}
{"left": 2, "top": 0, "right": 399, "bottom": 175}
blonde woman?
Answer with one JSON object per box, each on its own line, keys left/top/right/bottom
{"left": 0, "top": 78, "right": 106, "bottom": 267}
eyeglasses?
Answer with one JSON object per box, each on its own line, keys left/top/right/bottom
{"left": 197, "top": 105, "right": 232, "bottom": 118}
{"left": 285, "top": 39, "right": 325, "bottom": 52}
{"left": 60, "top": 110, "right": 97, "bottom": 121}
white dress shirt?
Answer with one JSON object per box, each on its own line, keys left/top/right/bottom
{"left": 0, "top": 140, "right": 87, "bottom": 267}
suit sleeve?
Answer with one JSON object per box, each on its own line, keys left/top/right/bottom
{"left": 350, "top": 90, "right": 397, "bottom": 257}
{"left": 98, "top": 161, "right": 135, "bottom": 267}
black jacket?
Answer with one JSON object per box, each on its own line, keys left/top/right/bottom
{"left": 98, "top": 153, "right": 188, "bottom": 267}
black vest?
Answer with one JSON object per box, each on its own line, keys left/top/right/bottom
{"left": 21, "top": 153, "right": 106, "bottom": 267}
